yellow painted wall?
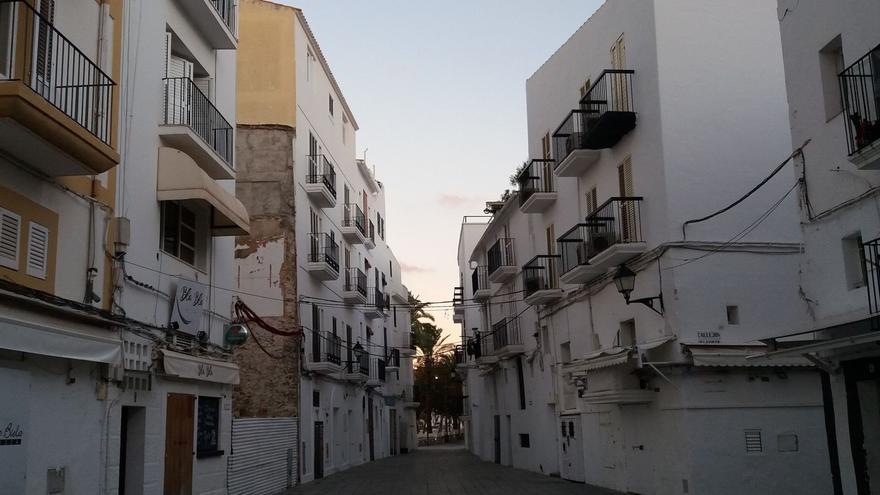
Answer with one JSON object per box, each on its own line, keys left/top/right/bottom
{"left": 237, "top": 0, "right": 297, "bottom": 127}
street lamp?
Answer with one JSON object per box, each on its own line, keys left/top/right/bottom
{"left": 612, "top": 264, "right": 664, "bottom": 316}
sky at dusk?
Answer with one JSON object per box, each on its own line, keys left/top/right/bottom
{"left": 277, "top": 0, "right": 605, "bottom": 341}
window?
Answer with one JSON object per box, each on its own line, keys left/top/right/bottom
{"left": 516, "top": 357, "right": 526, "bottom": 410}
{"left": 579, "top": 78, "right": 591, "bottom": 99}
{"left": 726, "top": 305, "right": 740, "bottom": 325}
{"left": 196, "top": 397, "right": 221, "bottom": 457}
{"left": 744, "top": 429, "right": 763, "bottom": 454}
{"left": 519, "top": 434, "right": 530, "bottom": 448}
{"left": 161, "top": 201, "right": 197, "bottom": 266}
{"left": 619, "top": 319, "right": 636, "bottom": 347}
{"left": 26, "top": 222, "right": 49, "bottom": 279}
{"left": 313, "top": 390, "right": 320, "bottom": 408}
{"left": 0, "top": 207, "right": 21, "bottom": 270}
{"left": 312, "top": 303, "right": 321, "bottom": 332}
{"left": 585, "top": 186, "right": 598, "bottom": 215}
{"left": 819, "top": 36, "right": 844, "bottom": 121}
{"left": 560, "top": 342, "right": 572, "bottom": 364}
{"left": 329, "top": 94, "right": 334, "bottom": 116}
{"left": 306, "top": 47, "right": 315, "bottom": 82}
{"left": 843, "top": 234, "right": 867, "bottom": 289}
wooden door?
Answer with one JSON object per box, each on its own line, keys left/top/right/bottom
{"left": 610, "top": 34, "right": 629, "bottom": 111}
{"left": 164, "top": 393, "right": 194, "bottom": 495}
{"left": 314, "top": 422, "right": 324, "bottom": 479}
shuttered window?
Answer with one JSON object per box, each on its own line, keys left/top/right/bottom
{"left": 585, "top": 187, "right": 598, "bottom": 215}
{"left": 26, "top": 222, "right": 49, "bottom": 279}
{"left": 0, "top": 208, "right": 21, "bottom": 270}
{"left": 618, "top": 157, "right": 634, "bottom": 197}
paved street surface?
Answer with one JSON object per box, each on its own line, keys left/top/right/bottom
{"left": 284, "top": 445, "right": 620, "bottom": 495}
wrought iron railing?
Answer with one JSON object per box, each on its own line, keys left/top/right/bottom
{"left": 210, "top": 0, "right": 236, "bottom": 33}
{"left": 344, "top": 267, "right": 367, "bottom": 296}
{"left": 517, "top": 159, "right": 556, "bottom": 206}
{"left": 580, "top": 69, "right": 635, "bottom": 113}
{"left": 358, "top": 353, "right": 369, "bottom": 375}
{"left": 840, "top": 45, "right": 880, "bottom": 155}
{"left": 308, "top": 233, "right": 339, "bottom": 272}
{"left": 368, "top": 287, "right": 385, "bottom": 311}
{"left": 472, "top": 266, "right": 488, "bottom": 296}
{"left": 552, "top": 109, "right": 591, "bottom": 166}
{"left": 453, "top": 345, "right": 465, "bottom": 364}
{"left": 307, "top": 154, "right": 337, "bottom": 198}
{"left": 583, "top": 197, "right": 644, "bottom": 259}
{"left": 0, "top": 0, "right": 115, "bottom": 144}
{"left": 388, "top": 348, "right": 401, "bottom": 368}
{"left": 311, "top": 329, "right": 341, "bottom": 365}
{"left": 488, "top": 237, "right": 516, "bottom": 276}
{"left": 343, "top": 203, "right": 366, "bottom": 235}
{"left": 492, "top": 317, "right": 521, "bottom": 350}
{"left": 370, "top": 357, "right": 386, "bottom": 382}
{"left": 557, "top": 223, "right": 593, "bottom": 275}
{"left": 865, "top": 237, "right": 880, "bottom": 316}
{"left": 522, "top": 255, "right": 561, "bottom": 299}
{"left": 163, "top": 77, "right": 233, "bottom": 166}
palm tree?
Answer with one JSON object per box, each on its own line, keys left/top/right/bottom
{"left": 407, "top": 292, "right": 434, "bottom": 324}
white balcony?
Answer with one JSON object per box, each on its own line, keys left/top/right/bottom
{"left": 519, "top": 191, "right": 556, "bottom": 214}
{"left": 175, "top": 0, "right": 237, "bottom": 49}
{"left": 305, "top": 234, "right": 339, "bottom": 281}
{"left": 554, "top": 148, "right": 601, "bottom": 177}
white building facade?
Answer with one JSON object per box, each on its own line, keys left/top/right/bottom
{"left": 762, "top": 1, "right": 880, "bottom": 493}
{"left": 456, "top": 1, "right": 834, "bottom": 494}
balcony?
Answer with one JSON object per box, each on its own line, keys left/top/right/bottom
{"left": 578, "top": 70, "right": 636, "bottom": 149}
{"left": 341, "top": 203, "right": 367, "bottom": 244}
{"left": 342, "top": 267, "right": 367, "bottom": 304}
{"left": 487, "top": 238, "right": 517, "bottom": 283}
{"left": 454, "top": 345, "right": 467, "bottom": 367}
{"left": 557, "top": 223, "right": 606, "bottom": 285}
{"left": 452, "top": 286, "right": 464, "bottom": 323}
{"left": 175, "top": 0, "right": 237, "bottom": 49}
{"left": 400, "top": 331, "right": 417, "bottom": 357}
{"left": 0, "top": 0, "right": 118, "bottom": 176}
{"left": 475, "top": 332, "right": 498, "bottom": 365}
{"left": 305, "top": 233, "right": 339, "bottom": 281}
{"left": 367, "top": 357, "right": 386, "bottom": 387}
{"left": 471, "top": 266, "right": 491, "bottom": 302}
{"left": 160, "top": 77, "right": 234, "bottom": 179}
{"left": 491, "top": 316, "right": 524, "bottom": 358}
{"left": 365, "top": 219, "right": 376, "bottom": 249}
{"left": 365, "top": 287, "right": 385, "bottom": 319}
{"left": 517, "top": 159, "right": 557, "bottom": 213}
{"left": 305, "top": 154, "right": 336, "bottom": 208}
{"left": 841, "top": 45, "right": 880, "bottom": 169}
{"left": 402, "top": 384, "right": 420, "bottom": 409}
{"left": 522, "top": 255, "right": 564, "bottom": 306}
{"left": 553, "top": 110, "right": 600, "bottom": 177}
{"left": 343, "top": 354, "right": 369, "bottom": 383}
{"left": 584, "top": 197, "right": 646, "bottom": 270}
{"left": 306, "top": 330, "right": 342, "bottom": 375}
{"left": 386, "top": 348, "right": 401, "bottom": 371}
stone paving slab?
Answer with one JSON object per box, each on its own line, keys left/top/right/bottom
{"left": 284, "top": 446, "right": 621, "bottom": 495}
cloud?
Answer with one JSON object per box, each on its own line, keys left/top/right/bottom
{"left": 401, "top": 262, "right": 432, "bottom": 273}
{"left": 437, "top": 193, "right": 478, "bottom": 207}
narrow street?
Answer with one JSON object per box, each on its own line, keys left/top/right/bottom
{"left": 284, "top": 445, "right": 619, "bottom": 495}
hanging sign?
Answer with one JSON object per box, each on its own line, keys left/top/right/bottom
{"left": 170, "top": 279, "right": 207, "bottom": 335}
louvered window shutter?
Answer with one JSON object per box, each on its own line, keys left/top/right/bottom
{"left": 618, "top": 158, "right": 636, "bottom": 241}
{"left": 0, "top": 208, "right": 21, "bottom": 270}
{"left": 26, "top": 222, "right": 49, "bottom": 279}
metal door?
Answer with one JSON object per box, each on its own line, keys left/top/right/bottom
{"left": 314, "top": 422, "right": 324, "bottom": 479}
{"left": 164, "top": 393, "right": 194, "bottom": 495}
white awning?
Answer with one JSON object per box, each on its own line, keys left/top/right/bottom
{"left": 0, "top": 313, "right": 121, "bottom": 364}
{"left": 637, "top": 335, "right": 675, "bottom": 352}
{"left": 688, "top": 345, "right": 812, "bottom": 368}
{"left": 162, "top": 349, "right": 240, "bottom": 385}
{"left": 564, "top": 347, "right": 632, "bottom": 374}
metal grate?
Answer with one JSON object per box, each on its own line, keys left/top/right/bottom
{"left": 744, "top": 429, "right": 763, "bottom": 453}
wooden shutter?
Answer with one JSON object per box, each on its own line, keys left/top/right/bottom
{"left": 34, "top": 0, "right": 55, "bottom": 95}
{"left": 618, "top": 158, "right": 636, "bottom": 241}
{"left": 193, "top": 77, "right": 211, "bottom": 100}
{"left": 586, "top": 187, "right": 597, "bottom": 215}
{"left": 165, "top": 33, "right": 193, "bottom": 125}
{"left": 0, "top": 208, "right": 20, "bottom": 270}
{"left": 618, "top": 157, "right": 634, "bottom": 197}
{"left": 26, "top": 222, "right": 48, "bottom": 279}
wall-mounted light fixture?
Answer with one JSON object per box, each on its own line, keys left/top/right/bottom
{"left": 613, "top": 264, "right": 664, "bottom": 316}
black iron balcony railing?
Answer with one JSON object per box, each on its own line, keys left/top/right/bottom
{"left": 307, "top": 154, "right": 337, "bottom": 198}
{"left": 375, "top": 358, "right": 386, "bottom": 382}
{"left": 343, "top": 203, "right": 366, "bottom": 235}
{"left": 583, "top": 197, "right": 644, "bottom": 259}
{"left": 552, "top": 109, "right": 592, "bottom": 166}
{"left": 344, "top": 267, "right": 367, "bottom": 296}
{"left": 308, "top": 233, "right": 339, "bottom": 272}
{"left": 558, "top": 223, "right": 593, "bottom": 275}
{"left": 488, "top": 238, "right": 516, "bottom": 276}
{"left": 471, "top": 266, "right": 488, "bottom": 296}
{"left": 0, "top": 0, "right": 115, "bottom": 144}
{"left": 358, "top": 353, "right": 369, "bottom": 375}
{"left": 368, "top": 287, "right": 385, "bottom": 311}
{"left": 388, "top": 348, "right": 401, "bottom": 368}
{"left": 492, "top": 316, "right": 521, "bottom": 350}
{"left": 210, "top": 0, "right": 236, "bottom": 33}
{"left": 865, "top": 237, "right": 880, "bottom": 316}
{"left": 311, "top": 329, "right": 341, "bottom": 365}
{"left": 517, "top": 159, "right": 555, "bottom": 206}
{"left": 522, "top": 255, "right": 560, "bottom": 299}
{"left": 840, "top": 45, "right": 880, "bottom": 155}
{"left": 578, "top": 69, "right": 636, "bottom": 149}
{"left": 163, "top": 77, "right": 233, "bottom": 166}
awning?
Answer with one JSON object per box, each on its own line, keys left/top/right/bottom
{"left": 157, "top": 147, "right": 250, "bottom": 236}
{"left": 0, "top": 313, "right": 121, "bottom": 364}
{"left": 564, "top": 347, "right": 632, "bottom": 374}
{"left": 687, "top": 345, "right": 812, "bottom": 368}
{"left": 637, "top": 335, "right": 675, "bottom": 352}
{"left": 161, "top": 349, "right": 240, "bottom": 385}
